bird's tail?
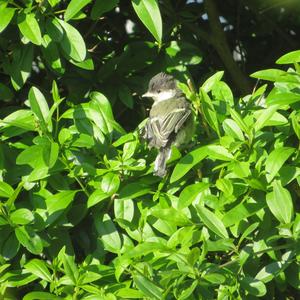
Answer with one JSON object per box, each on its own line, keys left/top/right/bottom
{"left": 154, "top": 147, "right": 171, "bottom": 177}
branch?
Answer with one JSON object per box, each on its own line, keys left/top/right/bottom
{"left": 204, "top": 0, "right": 252, "bottom": 95}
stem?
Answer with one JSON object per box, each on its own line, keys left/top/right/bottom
{"left": 60, "top": 154, "right": 90, "bottom": 197}
{"left": 54, "top": 9, "right": 66, "bottom": 15}
{"left": 8, "top": 1, "right": 22, "bottom": 9}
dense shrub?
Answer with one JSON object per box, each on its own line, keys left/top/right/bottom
{"left": 0, "top": 0, "right": 299, "bottom": 299}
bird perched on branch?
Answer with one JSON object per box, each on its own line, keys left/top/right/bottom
{"left": 141, "top": 72, "right": 194, "bottom": 177}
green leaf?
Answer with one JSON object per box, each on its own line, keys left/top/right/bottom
{"left": 202, "top": 71, "right": 224, "bottom": 93}
{"left": 0, "top": 110, "right": 35, "bottom": 132}
{"left": 231, "top": 161, "right": 251, "bottom": 178}
{"left": 113, "top": 133, "right": 135, "bottom": 147}
{"left": 89, "top": 91, "right": 114, "bottom": 136}
{"left": 222, "top": 199, "right": 265, "bottom": 227}
{"left": 10, "top": 208, "right": 34, "bottom": 225}
{"left": 114, "top": 198, "right": 134, "bottom": 222}
{"left": 216, "top": 178, "right": 233, "bottom": 195}
{"left": 27, "top": 166, "right": 49, "bottom": 182}
{"left": 212, "top": 81, "right": 234, "bottom": 106}
{"left": 89, "top": 91, "right": 114, "bottom": 120}
{"left": 206, "top": 145, "right": 233, "bottom": 161}
{"left": 46, "top": 18, "right": 64, "bottom": 42}
{"left": 101, "top": 173, "right": 120, "bottom": 195}
{"left": 6, "top": 45, "right": 34, "bottom": 90}
{"left": 1, "top": 232, "right": 20, "bottom": 259}
{"left": 47, "top": 0, "right": 60, "bottom": 7}
{"left": 42, "top": 34, "right": 65, "bottom": 74}
{"left": 25, "top": 259, "right": 52, "bottom": 282}
{"left": 266, "top": 180, "right": 294, "bottom": 224}
{"left": 80, "top": 271, "right": 102, "bottom": 284}
{"left": 240, "top": 276, "right": 266, "bottom": 297}
{"left": 122, "top": 243, "right": 168, "bottom": 262}
{"left": 196, "top": 205, "right": 228, "bottom": 238}
{"left": 254, "top": 111, "right": 288, "bottom": 127}
{"left": 132, "top": 0, "right": 162, "bottom": 44}
{"left": 254, "top": 105, "right": 279, "bottom": 132}
{"left": 15, "top": 226, "right": 43, "bottom": 255}
{"left": 265, "top": 147, "right": 294, "bottom": 182}
{"left": 151, "top": 207, "right": 192, "bottom": 226}
{"left": 178, "top": 182, "right": 210, "bottom": 209}
{"left": 87, "top": 190, "right": 110, "bottom": 208}
{"left": 95, "top": 213, "right": 122, "bottom": 253}
{"left": 286, "top": 263, "right": 300, "bottom": 290}
{"left": 16, "top": 145, "right": 43, "bottom": 167}
{"left": 6, "top": 182, "right": 24, "bottom": 212}
{"left": 70, "top": 56, "right": 94, "bottom": 70}
{"left": 0, "top": 6, "right": 15, "bottom": 33}
{"left": 222, "top": 119, "right": 244, "bottom": 141}
{"left": 290, "top": 111, "right": 300, "bottom": 139}
{"left": 91, "top": 0, "right": 119, "bottom": 19}
{"left": 51, "top": 80, "right": 61, "bottom": 103}
{"left": 266, "top": 92, "right": 300, "bottom": 106}
{"left": 170, "top": 145, "right": 208, "bottom": 183}
{"left": 45, "top": 191, "right": 78, "bottom": 225}
{"left": 250, "top": 69, "right": 298, "bottom": 82}
{"left": 203, "top": 273, "right": 226, "bottom": 285}
{"left": 118, "top": 182, "right": 151, "bottom": 200}
{"left": 57, "top": 18, "right": 86, "bottom": 62}
{"left": 23, "top": 292, "right": 63, "bottom": 300}
{"left": 238, "top": 222, "right": 259, "bottom": 246}
{"left": 17, "top": 13, "right": 42, "bottom": 45}
{"left": 230, "top": 108, "right": 251, "bottom": 136}
{"left": 122, "top": 138, "right": 137, "bottom": 161}
{"left": 1, "top": 270, "right": 37, "bottom": 287}
{"left": 89, "top": 92, "right": 113, "bottom": 135}
{"left": 0, "top": 181, "right": 14, "bottom": 198}
{"left": 178, "top": 280, "right": 198, "bottom": 300}
{"left": 132, "top": 273, "right": 163, "bottom": 300}
{"left": 276, "top": 50, "right": 300, "bottom": 64}
{"left": 116, "top": 288, "right": 144, "bottom": 298}
{"left": 61, "top": 248, "right": 79, "bottom": 285}
{"left": 43, "top": 141, "right": 59, "bottom": 168}
{"left": 200, "top": 88, "right": 220, "bottom": 136}
{"left": 65, "top": 0, "right": 92, "bottom": 21}
{"left": 255, "top": 251, "right": 294, "bottom": 283}
{"left": 28, "top": 87, "right": 51, "bottom": 133}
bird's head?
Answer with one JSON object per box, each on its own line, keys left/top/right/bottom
{"left": 142, "top": 72, "right": 178, "bottom": 102}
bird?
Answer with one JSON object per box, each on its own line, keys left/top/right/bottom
{"left": 141, "top": 72, "right": 194, "bottom": 177}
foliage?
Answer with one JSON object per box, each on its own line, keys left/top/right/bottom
{"left": 0, "top": 0, "right": 300, "bottom": 299}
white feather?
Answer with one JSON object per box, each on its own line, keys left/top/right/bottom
{"left": 152, "top": 90, "right": 176, "bottom": 104}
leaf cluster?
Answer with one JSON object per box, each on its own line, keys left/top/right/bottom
{"left": 0, "top": 0, "right": 299, "bottom": 299}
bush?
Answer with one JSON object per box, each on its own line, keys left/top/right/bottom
{"left": 0, "top": 0, "right": 299, "bottom": 299}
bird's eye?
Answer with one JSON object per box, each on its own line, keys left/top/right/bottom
{"left": 157, "top": 89, "right": 161, "bottom": 93}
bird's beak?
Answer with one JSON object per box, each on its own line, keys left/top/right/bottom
{"left": 142, "top": 92, "right": 154, "bottom": 98}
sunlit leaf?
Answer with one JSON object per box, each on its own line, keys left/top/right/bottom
{"left": 196, "top": 205, "right": 228, "bottom": 239}
{"left": 17, "top": 13, "right": 42, "bottom": 45}
{"left": 266, "top": 180, "right": 294, "bottom": 224}
{"left": 265, "top": 147, "right": 294, "bottom": 182}
{"left": 57, "top": 18, "right": 86, "bottom": 62}
{"left": 65, "top": 0, "right": 92, "bottom": 21}
{"left": 0, "top": 6, "right": 15, "bottom": 33}
{"left": 132, "top": 0, "right": 162, "bottom": 44}
{"left": 276, "top": 50, "right": 300, "bottom": 64}
{"left": 25, "top": 259, "right": 52, "bottom": 282}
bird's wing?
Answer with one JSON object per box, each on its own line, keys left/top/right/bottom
{"left": 161, "top": 107, "right": 191, "bottom": 135}
{"left": 148, "top": 107, "right": 190, "bottom": 147}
